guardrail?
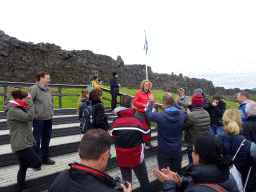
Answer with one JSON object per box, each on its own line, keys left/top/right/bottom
{"left": 0, "top": 81, "right": 163, "bottom": 110}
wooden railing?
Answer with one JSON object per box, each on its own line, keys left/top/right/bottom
{"left": 0, "top": 81, "right": 163, "bottom": 110}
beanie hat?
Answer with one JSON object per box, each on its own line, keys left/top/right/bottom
{"left": 194, "top": 133, "right": 226, "bottom": 164}
{"left": 213, "top": 94, "right": 221, "bottom": 101}
{"left": 194, "top": 88, "right": 203, "bottom": 95}
{"left": 112, "top": 72, "right": 118, "bottom": 76}
{"left": 192, "top": 93, "right": 204, "bottom": 106}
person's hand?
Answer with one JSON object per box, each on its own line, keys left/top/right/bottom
{"left": 165, "top": 92, "right": 172, "bottom": 97}
{"left": 175, "top": 96, "right": 181, "bottom": 102}
{"left": 27, "top": 93, "right": 31, "bottom": 98}
{"left": 121, "top": 181, "right": 132, "bottom": 192}
{"left": 187, "top": 108, "right": 191, "bottom": 113}
{"left": 152, "top": 167, "right": 182, "bottom": 186}
{"left": 212, "top": 101, "right": 217, "bottom": 106}
{"left": 149, "top": 94, "right": 154, "bottom": 101}
{"left": 99, "top": 81, "right": 102, "bottom": 85}
{"left": 187, "top": 99, "right": 191, "bottom": 105}
{"left": 161, "top": 168, "right": 182, "bottom": 187}
{"left": 118, "top": 83, "right": 121, "bottom": 87}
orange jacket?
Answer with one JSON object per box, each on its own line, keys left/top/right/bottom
{"left": 133, "top": 89, "right": 156, "bottom": 112}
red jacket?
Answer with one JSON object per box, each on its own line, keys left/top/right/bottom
{"left": 111, "top": 108, "right": 151, "bottom": 167}
{"left": 133, "top": 89, "right": 156, "bottom": 112}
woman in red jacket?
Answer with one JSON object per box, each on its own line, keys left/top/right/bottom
{"left": 133, "top": 80, "right": 156, "bottom": 147}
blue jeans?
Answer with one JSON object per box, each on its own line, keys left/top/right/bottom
{"left": 210, "top": 126, "right": 224, "bottom": 135}
{"left": 32, "top": 119, "right": 53, "bottom": 161}
{"left": 120, "top": 160, "right": 151, "bottom": 192}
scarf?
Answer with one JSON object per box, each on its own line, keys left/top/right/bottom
{"left": 10, "top": 98, "right": 27, "bottom": 109}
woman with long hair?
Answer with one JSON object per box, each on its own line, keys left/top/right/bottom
{"left": 3, "top": 90, "right": 42, "bottom": 192}
{"left": 89, "top": 88, "right": 109, "bottom": 131}
{"left": 133, "top": 80, "right": 156, "bottom": 147}
{"left": 77, "top": 88, "right": 91, "bottom": 120}
{"left": 152, "top": 133, "right": 239, "bottom": 192}
{"left": 217, "top": 109, "right": 256, "bottom": 192}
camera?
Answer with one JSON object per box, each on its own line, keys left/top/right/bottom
{"left": 114, "top": 177, "right": 128, "bottom": 191}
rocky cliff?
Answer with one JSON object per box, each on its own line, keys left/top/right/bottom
{"left": 0, "top": 30, "right": 255, "bottom": 97}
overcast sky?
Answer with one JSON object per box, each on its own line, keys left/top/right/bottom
{"left": 1, "top": 0, "right": 256, "bottom": 89}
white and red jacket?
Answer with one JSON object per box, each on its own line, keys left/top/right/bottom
{"left": 111, "top": 107, "right": 151, "bottom": 167}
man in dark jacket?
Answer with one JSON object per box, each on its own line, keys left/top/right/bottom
{"left": 146, "top": 93, "right": 186, "bottom": 174}
{"left": 243, "top": 102, "right": 256, "bottom": 142}
{"left": 209, "top": 94, "right": 226, "bottom": 135}
{"left": 112, "top": 95, "right": 151, "bottom": 191}
{"left": 188, "top": 88, "right": 211, "bottom": 113}
{"left": 48, "top": 129, "right": 131, "bottom": 192}
{"left": 110, "top": 72, "right": 121, "bottom": 111}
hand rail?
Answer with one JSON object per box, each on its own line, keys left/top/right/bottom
{"left": 0, "top": 81, "right": 163, "bottom": 110}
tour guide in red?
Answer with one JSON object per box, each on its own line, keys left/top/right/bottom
{"left": 133, "top": 80, "right": 156, "bottom": 147}
{"left": 111, "top": 95, "right": 151, "bottom": 191}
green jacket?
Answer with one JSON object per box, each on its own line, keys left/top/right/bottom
{"left": 182, "top": 108, "right": 210, "bottom": 146}
{"left": 28, "top": 82, "right": 54, "bottom": 120}
{"left": 3, "top": 99, "right": 36, "bottom": 152}
{"left": 177, "top": 95, "right": 190, "bottom": 112}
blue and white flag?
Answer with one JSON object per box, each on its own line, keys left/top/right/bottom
{"left": 144, "top": 34, "right": 148, "bottom": 54}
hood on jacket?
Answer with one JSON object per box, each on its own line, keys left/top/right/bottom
{"left": 3, "top": 100, "right": 13, "bottom": 113}
{"left": 114, "top": 107, "right": 136, "bottom": 117}
{"left": 162, "top": 108, "right": 183, "bottom": 123}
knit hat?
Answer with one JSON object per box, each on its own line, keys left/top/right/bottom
{"left": 112, "top": 72, "right": 118, "bottom": 76}
{"left": 192, "top": 93, "right": 204, "bottom": 106}
{"left": 213, "top": 94, "right": 221, "bottom": 101}
{"left": 194, "top": 88, "right": 203, "bottom": 95}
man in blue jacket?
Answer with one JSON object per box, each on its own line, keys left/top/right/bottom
{"left": 146, "top": 93, "right": 186, "bottom": 174}
{"left": 237, "top": 92, "right": 253, "bottom": 122}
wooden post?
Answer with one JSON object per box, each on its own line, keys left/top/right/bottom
{"left": 59, "top": 87, "right": 62, "bottom": 109}
{"left": 4, "top": 85, "right": 8, "bottom": 102}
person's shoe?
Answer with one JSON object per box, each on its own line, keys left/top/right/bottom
{"left": 42, "top": 159, "right": 55, "bottom": 165}
{"left": 33, "top": 167, "right": 41, "bottom": 171}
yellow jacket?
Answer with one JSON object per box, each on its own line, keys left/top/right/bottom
{"left": 91, "top": 80, "right": 102, "bottom": 89}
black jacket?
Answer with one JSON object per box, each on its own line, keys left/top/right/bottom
{"left": 242, "top": 115, "right": 256, "bottom": 142}
{"left": 48, "top": 163, "right": 119, "bottom": 192}
{"left": 209, "top": 100, "right": 226, "bottom": 127}
{"left": 90, "top": 99, "right": 109, "bottom": 131}
{"left": 163, "top": 164, "right": 239, "bottom": 192}
{"left": 110, "top": 76, "right": 119, "bottom": 95}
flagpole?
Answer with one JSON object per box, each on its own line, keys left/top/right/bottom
{"left": 144, "top": 30, "right": 148, "bottom": 80}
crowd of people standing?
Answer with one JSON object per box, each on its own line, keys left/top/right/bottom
{"left": 3, "top": 70, "right": 256, "bottom": 192}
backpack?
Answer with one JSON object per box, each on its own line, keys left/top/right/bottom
{"left": 87, "top": 83, "right": 92, "bottom": 88}
{"left": 79, "top": 104, "right": 95, "bottom": 134}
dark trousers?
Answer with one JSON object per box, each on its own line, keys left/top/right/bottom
{"left": 157, "top": 151, "right": 182, "bottom": 174}
{"left": 15, "top": 147, "right": 42, "bottom": 192}
{"left": 120, "top": 160, "right": 151, "bottom": 192}
{"left": 111, "top": 93, "right": 117, "bottom": 110}
{"left": 137, "top": 111, "right": 151, "bottom": 145}
{"left": 187, "top": 146, "right": 193, "bottom": 164}
{"left": 32, "top": 119, "right": 53, "bottom": 161}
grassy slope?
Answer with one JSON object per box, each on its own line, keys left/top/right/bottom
{"left": 0, "top": 85, "right": 240, "bottom": 111}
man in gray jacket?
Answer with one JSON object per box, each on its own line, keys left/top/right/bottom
{"left": 28, "top": 71, "right": 55, "bottom": 166}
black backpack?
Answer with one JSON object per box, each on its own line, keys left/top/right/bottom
{"left": 79, "top": 104, "right": 96, "bottom": 134}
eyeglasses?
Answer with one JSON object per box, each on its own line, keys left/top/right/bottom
{"left": 108, "top": 151, "right": 112, "bottom": 160}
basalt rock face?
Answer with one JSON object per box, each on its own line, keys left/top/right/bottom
{"left": 0, "top": 30, "right": 255, "bottom": 97}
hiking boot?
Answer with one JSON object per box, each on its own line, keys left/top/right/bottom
{"left": 42, "top": 159, "right": 55, "bottom": 165}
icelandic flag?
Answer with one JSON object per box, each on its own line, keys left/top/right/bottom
{"left": 144, "top": 34, "right": 148, "bottom": 54}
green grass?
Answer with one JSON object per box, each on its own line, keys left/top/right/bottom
{"left": 0, "top": 85, "right": 240, "bottom": 111}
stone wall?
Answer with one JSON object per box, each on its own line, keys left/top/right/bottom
{"left": 0, "top": 30, "right": 255, "bottom": 97}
